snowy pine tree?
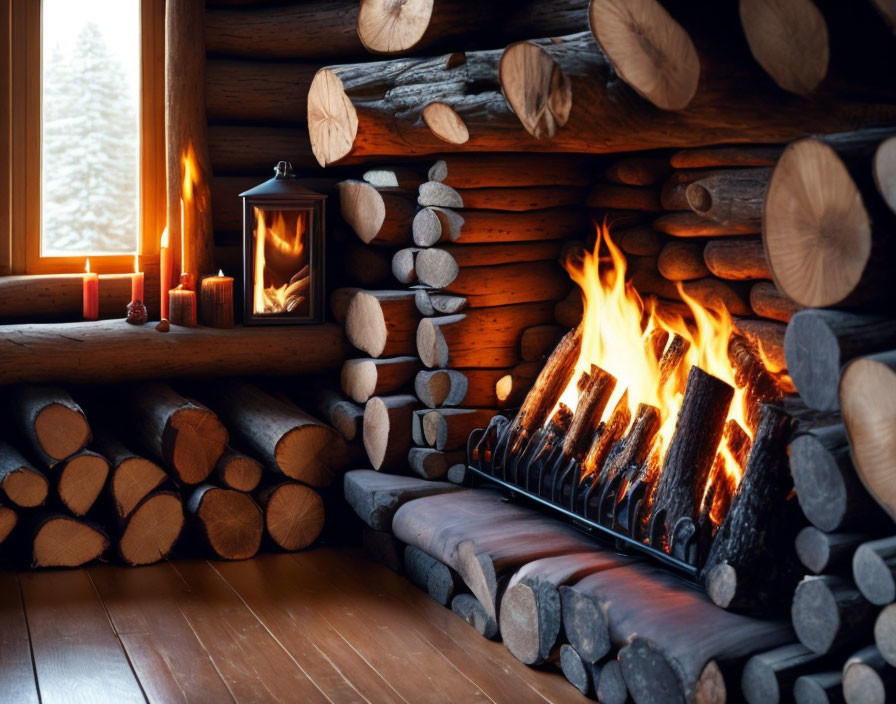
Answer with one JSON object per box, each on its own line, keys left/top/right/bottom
{"left": 42, "top": 22, "right": 138, "bottom": 255}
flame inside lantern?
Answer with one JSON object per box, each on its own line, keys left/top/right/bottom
{"left": 253, "top": 208, "right": 309, "bottom": 315}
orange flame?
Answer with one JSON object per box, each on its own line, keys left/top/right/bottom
{"left": 559, "top": 223, "right": 755, "bottom": 516}
{"left": 253, "top": 208, "right": 307, "bottom": 315}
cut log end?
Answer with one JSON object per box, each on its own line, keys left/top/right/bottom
{"left": 499, "top": 40, "right": 571, "bottom": 139}
{"left": 338, "top": 180, "right": 386, "bottom": 245}
{"left": 0, "top": 505, "right": 16, "bottom": 545}
{"left": 589, "top": 0, "right": 700, "bottom": 110}
{"left": 168, "top": 407, "right": 228, "bottom": 485}
{"left": 34, "top": 402, "right": 91, "bottom": 461}
{"left": 619, "top": 637, "right": 688, "bottom": 704}
{"left": 274, "top": 425, "right": 342, "bottom": 487}
{"left": 3, "top": 468, "right": 49, "bottom": 508}
{"left": 416, "top": 317, "right": 448, "bottom": 368}
{"left": 875, "top": 604, "right": 896, "bottom": 667}
{"left": 363, "top": 397, "right": 392, "bottom": 470}
{"left": 196, "top": 488, "right": 263, "bottom": 561}
{"left": 307, "top": 68, "right": 358, "bottom": 167}
{"left": 112, "top": 457, "right": 167, "bottom": 519}
{"left": 738, "top": 0, "right": 829, "bottom": 96}
{"left": 33, "top": 516, "right": 108, "bottom": 568}
{"left": 560, "top": 585, "right": 611, "bottom": 664}
{"left": 559, "top": 644, "right": 592, "bottom": 696}
{"left": 59, "top": 453, "right": 109, "bottom": 516}
{"left": 499, "top": 582, "right": 540, "bottom": 665}
{"left": 422, "top": 102, "right": 469, "bottom": 144}
{"left": 119, "top": 492, "right": 184, "bottom": 566}
{"left": 854, "top": 543, "right": 896, "bottom": 605}
{"left": 764, "top": 139, "right": 872, "bottom": 308}
{"left": 217, "top": 453, "right": 263, "bottom": 494}
{"left": 264, "top": 483, "right": 325, "bottom": 551}
{"left": 875, "top": 136, "right": 896, "bottom": 214}
{"left": 705, "top": 562, "right": 737, "bottom": 609}
{"left": 345, "top": 291, "right": 389, "bottom": 357}
{"left": 357, "top": 0, "right": 434, "bottom": 54}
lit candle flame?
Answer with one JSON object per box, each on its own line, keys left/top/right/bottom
{"left": 218, "top": 269, "right": 224, "bottom": 277}
{"left": 85, "top": 258, "right": 91, "bottom": 274}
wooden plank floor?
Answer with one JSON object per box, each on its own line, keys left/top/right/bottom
{"left": 0, "top": 547, "right": 590, "bottom": 703}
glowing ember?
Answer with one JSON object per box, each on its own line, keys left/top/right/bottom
{"left": 253, "top": 208, "right": 309, "bottom": 315}
{"left": 553, "top": 222, "right": 775, "bottom": 524}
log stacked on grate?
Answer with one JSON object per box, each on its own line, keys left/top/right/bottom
{"left": 0, "top": 380, "right": 345, "bottom": 569}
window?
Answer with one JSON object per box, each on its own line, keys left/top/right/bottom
{"left": 4, "top": 0, "right": 164, "bottom": 275}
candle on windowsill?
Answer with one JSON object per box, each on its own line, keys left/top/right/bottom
{"left": 160, "top": 226, "right": 172, "bottom": 318}
{"left": 131, "top": 254, "right": 144, "bottom": 303}
{"left": 200, "top": 270, "right": 234, "bottom": 328}
{"left": 82, "top": 258, "right": 99, "bottom": 321}
{"left": 168, "top": 284, "right": 197, "bottom": 327}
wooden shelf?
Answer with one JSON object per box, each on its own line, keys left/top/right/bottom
{"left": 0, "top": 319, "right": 348, "bottom": 385}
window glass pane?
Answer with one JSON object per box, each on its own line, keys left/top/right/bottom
{"left": 41, "top": 0, "right": 139, "bottom": 256}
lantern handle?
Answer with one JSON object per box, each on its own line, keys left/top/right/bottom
{"left": 273, "top": 161, "right": 295, "bottom": 179}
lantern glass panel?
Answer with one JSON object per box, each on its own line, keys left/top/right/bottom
{"left": 251, "top": 206, "right": 311, "bottom": 317}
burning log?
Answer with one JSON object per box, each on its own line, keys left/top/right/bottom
{"left": 672, "top": 145, "right": 783, "bottom": 169}
{"left": 789, "top": 424, "right": 887, "bottom": 532}
{"left": 495, "top": 363, "right": 542, "bottom": 407}
{"left": 345, "top": 290, "right": 420, "bottom": 358}
{"left": 729, "top": 334, "right": 785, "bottom": 433}
{"left": 499, "top": 552, "right": 625, "bottom": 666}
{"left": 842, "top": 646, "right": 896, "bottom": 704}
{"left": 403, "top": 545, "right": 461, "bottom": 606}
{"left": 415, "top": 207, "right": 586, "bottom": 247}
{"left": 429, "top": 154, "right": 594, "bottom": 189}
{"left": 0, "top": 442, "right": 48, "bottom": 508}
{"left": 7, "top": 385, "right": 91, "bottom": 467}
{"left": 256, "top": 481, "right": 324, "bottom": 551}
{"left": 600, "top": 404, "right": 662, "bottom": 497}
{"left": 355, "top": 0, "right": 588, "bottom": 55}
{"left": 416, "top": 301, "right": 556, "bottom": 368}
{"left": 31, "top": 513, "right": 109, "bottom": 568}
{"left": 338, "top": 180, "right": 416, "bottom": 247}
{"left": 657, "top": 241, "right": 709, "bottom": 281}
{"left": 341, "top": 357, "right": 419, "bottom": 404}
{"left": 343, "top": 470, "right": 461, "bottom": 532}
{"left": 561, "top": 367, "right": 617, "bottom": 460}
{"left": 414, "top": 289, "right": 467, "bottom": 316}
{"left": 117, "top": 491, "right": 184, "bottom": 566}
{"left": 764, "top": 135, "right": 896, "bottom": 308}
{"left": 853, "top": 537, "right": 896, "bottom": 605}
{"left": 53, "top": 451, "right": 109, "bottom": 517}
{"left": 786, "top": 309, "right": 896, "bottom": 412}
{"left": 407, "top": 448, "right": 465, "bottom": 480}
{"left": 123, "top": 383, "right": 228, "bottom": 486}
{"left": 451, "top": 593, "right": 498, "bottom": 640}
{"left": 91, "top": 431, "right": 167, "bottom": 520}
{"left": 603, "top": 155, "right": 671, "bottom": 187}
{"left": 655, "top": 211, "right": 760, "bottom": 237}
{"left": 315, "top": 390, "right": 364, "bottom": 443}
{"left": 362, "top": 395, "right": 421, "bottom": 471}
{"left": 840, "top": 350, "right": 896, "bottom": 520}
{"left": 685, "top": 168, "right": 772, "bottom": 228}
{"left": 704, "top": 239, "right": 771, "bottom": 281}
{"left": 187, "top": 485, "right": 263, "bottom": 561}
{"left": 703, "top": 404, "right": 797, "bottom": 612}
{"left": 582, "top": 393, "right": 632, "bottom": 481}
{"left": 741, "top": 643, "right": 832, "bottom": 704}
{"left": 455, "top": 186, "right": 587, "bottom": 212}
{"left": 201, "top": 381, "right": 346, "bottom": 487}
{"left": 750, "top": 281, "right": 803, "bottom": 323}
{"left": 617, "top": 224, "right": 663, "bottom": 256}
{"left": 651, "top": 367, "right": 734, "bottom": 541}
{"left": 586, "top": 183, "right": 662, "bottom": 211}
{"left": 214, "top": 448, "right": 262, "bottom": 493}
{"left": 796, "top": 527, "right": 867, "bottom": 575}
{"left": 735, "top": 319, "right": 788, "bottom": 372}
{"left": 422, "top": 409, "right": 498, "bottom": 451}
{"left": 791, "top": 575, "right": 876, "bottom": 654}
{"left": 520, "top": 325, "right": 566, "bottom": 362}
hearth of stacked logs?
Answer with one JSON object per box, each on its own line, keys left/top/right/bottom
{"left": 0, "top": 380, "right": 346, "bottom": 568}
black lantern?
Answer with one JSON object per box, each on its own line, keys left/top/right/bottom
{"left": 240, "top": 161, "right": 325, "bottom": 324}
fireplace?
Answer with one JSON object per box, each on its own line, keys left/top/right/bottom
{"left": 240, "top": 161, "right": 326, "bottom": 325}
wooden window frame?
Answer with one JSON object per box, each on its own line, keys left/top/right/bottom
{"left": 3, "top": 0, "right": 164, "bottom": 276}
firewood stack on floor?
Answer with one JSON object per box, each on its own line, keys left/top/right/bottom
{"left": 0, "top": 380, "right": 348, "bottom": 568}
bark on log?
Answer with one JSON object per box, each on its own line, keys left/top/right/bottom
{"left": 750, "top": 281, "right": 803, "bottom": 323}
{"left": 786, "top": 309, "right": 896, "bottom": 412}
{"left": 343, "top": 470, "right": 459, "bottom": 531}
{"left": 118, "top": 491, "right": 184, "bottom": 566}
{"left": 451, "top": 593, "right": 499, "bottom": 639}
{"left": 54, "top": 451, "right": 109, "bottom": 517}
{"left": 796, "top": 527, "right": 866, "bottom": 575}
{"left": 363, "top": 395, "right": 421, "bottom": 471}
{"left": 256, "top": 481, "right": 324, "bottom": 551}
{"left": 790, "top": 424, "right": 887, "bottom": 532}
{"left": 341, "top": 357, "right": 419, "bottom": 404}
{"left": 704, "top": 239, "right": 771, "bottom": 281}
{"left": 315, "top": 390, "right": 364, "bottom": 443}
{"left": 671, "top": 145, "right": 783, "bottom": 169}
{"left": 403, "top": 545, "right": 462, "bottom": 606}
{"left": 658, "top": 241, "right": 709, "bottom": 281}
{"left": 792, "top": 575, "right": 875, "bottom": 654}
{"left": 436, "top": 241, "right": 564, "bottom": 269}
{"left": 741, "top": 643, "right": 831, "bottom": 704}
{"left": 167, "top": 0, "right": 214, "bottom": 279}
{"left": 0, "top": 442, "right": 49, "bottom": 508}
{"left": 207, "top": 125, "right": 316, "bottom": 175}
{"left": 686, "top": 168, "right": 772, "bottom": 228}
{"left": 347, "top": 242, "right": 404, "bottom": 288}
{"left": 428, "top": 153, "right": 595, "bottom": 188}
{"left": 655, "top": 212, "right": 760, "bottom": 237}
{"left": 416, "top": 301, "right": 556, "bottom": 368}
{"left": 205, "top": 59, "right": 316, "bottom": 124}
{"left": 7, "top": 385, "right": 91, "bottom": 466}
{"left": 842, "top": 646, "right": 896, "bottom": 704}
{"left": 603, "top": 155, "right": 671, "bottom": 186}
{"left": 214, "top": 447, "right": 262, "bottom": 493}
{"left": 520, "top": 325, "right": 566, "bottom": 363}
{"left": 0, "top": 274, "right": 138, "bottom": 323}
{"left": 201, "top": 381, "right": 346, "bottom": 487}
{"left": 652, "top": 367, "right": 734, "bottom": 537}
{"left": 187, "top": 485, "right": 263, "bottom": 560}
{"left": 338, "top": 180, "right": 416, "bottom": 246}
{"left": 0, "top": 321, "right": 347, "bottom": 385}
{"left": 123, "top": 383, "right": 227, "bottom": 485}
{"left": 407, "top": 447, "right": 465, "bottom": 480}
{"left": 91, "top": 431, "right": 168, "bottom": 520}
{"left": 415, "top": 207, "right": 587, "bottom": 246}
{"left": 422, "top": 409, "right": 497, "bottom": 451}
{"left": 853, "top": 537, "right": 896, "bottom": 605}
{"left": 345, "top": 290, "right": 420, "bottom": 358}
{"left": 455, "top": 186, "right": 587, "bottom": 212}
{"left": 30, "top": 513, "right": 109, "bottom": 568}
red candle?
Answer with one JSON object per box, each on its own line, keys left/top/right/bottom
{"left": 131, "top": 254, "right": 144, "bottom": 303}
{"left": 160, "top": 227, "right": 172, "bottom": 318}
{"left": 82, "top": 258, "right": 99, "bottom": 321}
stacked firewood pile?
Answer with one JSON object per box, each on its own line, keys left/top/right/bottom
{"left": 0, "top": 381, "right": 347, "bottom": 568}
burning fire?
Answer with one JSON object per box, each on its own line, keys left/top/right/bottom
{"left": 556, "top": 223, "right": 771, "bottom": 525}
{"left": 253, "top": 208, "right": 308, "bottom": 314}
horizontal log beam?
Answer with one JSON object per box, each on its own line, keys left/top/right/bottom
{"left": 0, "top": 320, "right": 347, "bottom": 384}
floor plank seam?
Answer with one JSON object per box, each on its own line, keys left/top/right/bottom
{"left": 15, "top": 574, "right": 43, "bottom": 704}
